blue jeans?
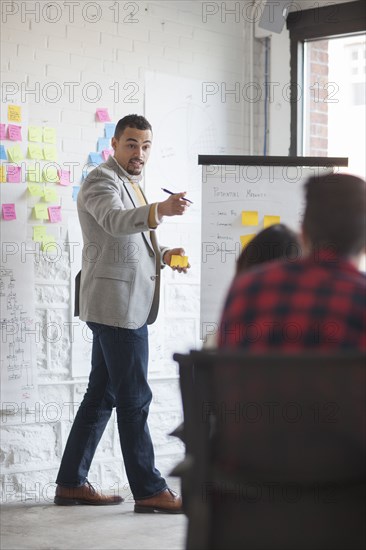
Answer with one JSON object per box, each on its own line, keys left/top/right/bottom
{"left": 56, "top": 322, "right": 167, "bottom": 500}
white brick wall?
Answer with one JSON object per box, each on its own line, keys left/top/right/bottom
{"left": 0, "top": 0, "right": 266, "bottom": 503}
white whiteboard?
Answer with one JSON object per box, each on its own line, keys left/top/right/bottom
{"left": 200, "top": 159, "right": 346, "bottom": 340}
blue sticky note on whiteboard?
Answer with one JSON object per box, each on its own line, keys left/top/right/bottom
{"left": 97, "top": 138, "right": 111, "bottom": 152}
{"left": 88, "top": 152, "right": 103, "bottom": 165}
{"left": 104, "top": 123, "right": 115, "bottom": 138}
{"left": 0, "top": 145, "right": 7, "bottom": 160}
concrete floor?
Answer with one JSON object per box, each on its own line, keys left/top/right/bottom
{"left": 1, "top": 479, "right": 187, "bottom": 550}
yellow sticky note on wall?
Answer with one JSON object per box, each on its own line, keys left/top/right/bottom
{"left": 242, "top": 211, "right": 259, "bottom": 226}
{"left": 43, "top": 145, "right": 57, "bottom": 161}
{"left": 28, "top": 184, "right": 44, "bottom": 197}
{"left": 33, "top": 226, "right": 47, "bottom": 242}
{"left": 34, "top": 203, "right": 49, "bottom": 220}
{"left": 27, "top": 164, "right": 42, "bottom": 182}
{"left": 28, "top": 126, "right": 43, "bottom": 142}
{"left": 7, "top": 145, "right": 24, "bottom": 162}
{"left": 43, "top": 127, "right": 56, "bottom": 144}
{"left": 41, "top": 235, "right": 56, "bottom": 251}
{"left": 43, "top": 165, "right": 59, "bottom": 183}
{"left": 8, "top": 104, "right": 22, "bottom": 122}
{"left": 240, "top": 234, "right": 256, "bottom": 248}
{"left": 0, "top": 165, "right": 6, "bottom": 183}
{"left": 264, "top": 215, "right": 281, "bottom": 228}
{"left": 170, "top": 255, "right": 189, "bottom": 268}
{"left": 28, "top": 144, "right": 43, "bottom": 160}
{"left": 44, "top": 187, "right": 59, "bottom": 203}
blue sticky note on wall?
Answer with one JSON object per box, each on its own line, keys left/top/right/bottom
{"left": 72, "top": 186, "right": 80, "bottom": 201}
{"left": 97, "top": 138, "right": 111, "bottom": 152}
{"left": 104, "top": 123, "right": 115, "bottom": 138}
{"left": 0, "top": 145, "right": 7, "bottom": 160}
{"left": 88, "top": 152, "right": 103, "bottom": 165}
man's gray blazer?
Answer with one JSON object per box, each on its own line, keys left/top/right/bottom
{"left": 76, "top": 156, "right": 167, "bottom": 329}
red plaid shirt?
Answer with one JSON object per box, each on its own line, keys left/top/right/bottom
{"left": 219, "top": 252, "right": 366, "bottom": 350}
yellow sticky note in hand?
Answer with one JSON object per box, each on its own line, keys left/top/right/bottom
{"left": 170, "top": 255, "right": 189, "bottom": 268}
{"left": 264, "top": 215, "right": 281, "bottom": 228}
{"left": 8, "top": 104, "right": 22, "bottom": 122}
{"left": 34, "top": 203, "right": 49, "bottom": 220}
{"left": 28, "top": 126, "right": 43, "bottom": 142}
{"left": 242, "top": 211, "right": 258, "bottom": 226}
{"left": 240, "top": 234, "right": 256, "bottom": 248}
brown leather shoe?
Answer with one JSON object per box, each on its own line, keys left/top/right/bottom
{"left": 134, "top": 488, "right": 183, "bottom": 514}
{"left": 54, "top": 480, "right": 123, "bottom": 506}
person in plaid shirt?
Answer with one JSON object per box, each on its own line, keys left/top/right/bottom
{"left": 219, "top": 173, "right": 366, "bottom": 350}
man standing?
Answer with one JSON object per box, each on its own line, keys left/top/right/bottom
{"left": 54, "top": 115, "right": 190, "bottom": 513}
{"left": 219, "top": 173, "right": 366, "bottom": 350}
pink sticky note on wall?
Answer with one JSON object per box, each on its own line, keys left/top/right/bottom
{"left": 96, "top": 108, "right": 111, "bottom": 122}
{"left": 101, "top": 149, "right": 113, "bottom": 161}
{"left": 0, "top": 124, "right": 6, "bottom": 140}
{"left": 48, "top": 206, "right": 62, "bottom": 223}
{"left": 58, "top": 170, "right": 71, "bottom": 186}
{"left": 7, "top": 124, "right": 22, "bottom": 141}
{"left": 2, "top": 204, "right": 16, "bottom": 220}
{"left": 7, "top": 165, "right": 21, "bottom": 183}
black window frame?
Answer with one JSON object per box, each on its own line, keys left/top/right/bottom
{"left": 287, "top": 1, "right": 366, "bottom": 155}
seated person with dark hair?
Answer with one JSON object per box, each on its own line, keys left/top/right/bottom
{"left": 236, "top": 223, "right": 300, "bottom": 275}
{"left": 219, "top": 173, "right": 366, "bottom": 350}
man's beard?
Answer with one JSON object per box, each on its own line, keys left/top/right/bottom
{"left": 127, "top": 159, "right": 143, "bottom": 175}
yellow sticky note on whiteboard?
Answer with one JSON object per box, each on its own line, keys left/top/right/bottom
{"left": 242, "top": 211, "right": 258, "bottom": 226}
{"left": 264, "top": 215, "right": 281, "bottom": 228}
{"left": 240, "top": 234, "right": 256, "bottom": 248}
{"left": 170, "top": 255, "right": 189, "bottom": 268}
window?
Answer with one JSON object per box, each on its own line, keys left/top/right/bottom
{"left": 287, "top": 1, "right": 366, "bottom": 178}
{"left": 301, "top": 34, "right": 365, "bottom": 174}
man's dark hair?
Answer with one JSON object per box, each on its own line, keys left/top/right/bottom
{"left": 236, "top": 224, "right": 301, "bottom": 274}
{"left": 303, "top": 172, "right": 366, "bottom": 257}
{"left": 114, "top": 115, "right": 152, "bottom": 139}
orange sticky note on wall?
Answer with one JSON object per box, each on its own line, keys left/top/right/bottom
{"left": 264, "top": 215, "right": 281, "bottom": 228}
{"left": 242, "top": 211, "right": 258, "bottom": 226}
{"left": 240, "top": 234, "right": 256, "bottom": 248}
{"left": 0, "top": 165, "right": 6, "bottom": 183}
{"left": 8, "top": 104, "right": 22, "bottom": 122}
{"left": 170, "top": 255, "right": 189, "bottom": 268}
